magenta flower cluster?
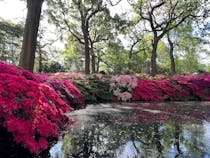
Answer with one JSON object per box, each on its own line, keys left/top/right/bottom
{"left": 133, "top": 74, "right": 210, "bottom": 101}
{"left": 0, "top": 62, "right": 84, "bottom": 153}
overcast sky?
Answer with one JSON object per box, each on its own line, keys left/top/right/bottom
{"left": 0, "top": 0, "right": 26, "bottom": 22}
{"left": 0, "top": 0, "right": 130, "bottom": 22}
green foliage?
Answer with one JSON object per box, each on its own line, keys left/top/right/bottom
{"left": 46, "top": 0, "right": 117, "bottom": 73}
{"left": 61, "top": 37, "right": 84, "bottom": 71}
{"left": 0, "top": 18, "right": 23, "bottom": 64}
{"left": 43, "top": 61, "right": 66, "bottom": 73}
{"left": 100, "top": 40, "right": 128, "bottom": 74}
{"left": 73, "top": 74, "right": 113, "bottom": 103}
{"left": 169, "top": 22, "right": 205, "bottom": 74}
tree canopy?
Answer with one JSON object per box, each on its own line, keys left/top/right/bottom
{"left": 0, "top": 0, "right": 209, "bottom": 74}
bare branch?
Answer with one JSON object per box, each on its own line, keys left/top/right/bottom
{"left": 108, "top": 0, "right": 122, "bottom": 6}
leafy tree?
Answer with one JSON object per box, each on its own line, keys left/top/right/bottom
{"left": 156, "top": 40, "right": 171, "bottom": 74}
{"left": 127, "top": 35, "right": 152, "bottom": 74}
{"left": 62, "top": 37, "right": 85, "bottom": 72}
{"left": 166, "top": 32, "right": 176, "bottom": 74}
{"left": 166, "top": 21, "right": 205, "bottom": 74}
{"left": 88, "top": 10, "right": 114, "bottom": 73}
{"left": 129, "top": 0, "right": 207, "bottom": 76}
{"left": 100, "top": 39, "right": 128, "bottom": 74}
{"left": 123, "top": 21, "right": 145, "bottom": 72}
{"left": 42, "top": 61, "right": 65, "bottom": 73}
{"left": 47, "top": 0, "right": 119, "bottom": 74}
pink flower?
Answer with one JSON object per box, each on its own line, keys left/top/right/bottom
{"left": 0, "top": 62, "right": 75, "bottom": 153}
{"left": 110, "top": 75, "right": 138, "bottom": 101}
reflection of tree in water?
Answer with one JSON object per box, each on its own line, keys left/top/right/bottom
{"left": 160, "top": 118, "right": 207, "bottom": 158}
{"left": 59, "top": 103, "right": 210, "bottom": 158}
{"left": 182, "top": 123, "right": 206, "bottom": 157}
{"left": 174, "top": 121, "right": 182, "bottom": 158}
{"left": 62, "top": 114, "right": 117, "bottom": 157}
{"left": 153, "top": 122, "right": 163, "bottom": 158}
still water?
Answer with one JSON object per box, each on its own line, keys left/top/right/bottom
{"left": 50, "top": 102, "right": 210, "bottom": 158}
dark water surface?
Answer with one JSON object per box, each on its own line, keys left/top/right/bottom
{"left": 50, "top": 102, "right": 210, "bottom": 158}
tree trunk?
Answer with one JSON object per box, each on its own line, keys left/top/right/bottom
{"left": 151, "top": 39, "right": 158, "bottom": 76}
{"left": 96, "top": 52, "right": 100, "bottom": 73}
{"left": 153, "top": 123, "right": 163, "bottom": 154}
{"left": 38, "top": 47, "right": 43, "bottom": 73}
{"left": 167, "top": 33, "right": 176, "bottom": 75}
{"left": 90, "top": 43, "right": 96, "bottom": 73}
{"left": 82, "top": 21, "right": 90, "bottom": 74}
{"left": 174, "top": 122, "right": 181, "bottom": 154}
{"left": 84, "top": 38, "right": 90, "bottom": 74}
{"left": 128, "top": 47, "right": 133, "bottom": 72}
{"left": 19, "top": 0, "right": 43, "bottom": 72}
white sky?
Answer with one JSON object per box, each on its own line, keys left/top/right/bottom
{"left": 0, "top": 0, "right": 130, "bottom": 22}
{"left": 0, "top": 0, "right": 26, "bottom": 22}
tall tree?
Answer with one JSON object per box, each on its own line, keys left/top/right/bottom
{"left": 19, "top": 0, "right": 44, "bottom": 72}
{"left": 166, "top": 20, "right": 207, "bottom": 74}
{"left": 47, "top": 0, "right": 118, "bottom": 74}
{"left": 167, "top": 32, "right": 176, "bottom": 74}
{"left": 89, "top": 11, "right": 114, "bottom": 73}
{"left": 129, "top": 0, "right": 205, "bottom": 76}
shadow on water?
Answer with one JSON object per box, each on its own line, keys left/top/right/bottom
{"left": 49, "top": 101, "right": 210, "bottom": 158}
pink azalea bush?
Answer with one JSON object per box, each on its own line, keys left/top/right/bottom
{"left": 43, "top": 77, "right": 84, "bottom": 108}
{"left": 132, "top": 78, "right": 183, "bottom": 101}
{"left": 172, "top": 74, "right": 210, "bottom": 100}
{"left": 110, "top": 75, "right": 138, "bottom": 101}
{"left": 0, "top": 62, "right": 74, "bottom": 153}
{"left": 45, "top": 72, "right": 210, "bottom": 102}
{"left": 47, "top": 72, "right": 86, "bottom": 80}
{"left": 132, "top": 74, "right": 210, "bottom": 101}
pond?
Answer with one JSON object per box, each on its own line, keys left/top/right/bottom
{"left": 50, "top": 102, "right": 210, "bottom": 158}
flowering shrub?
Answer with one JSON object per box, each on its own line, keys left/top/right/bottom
{"left": 110, "top": 75, "right": 138, "bottom": 101}
{"left": 35, "top": 72, "right": 85, "bottom": 108}
{"left": 0, "top": 62, "right": 73, "bottom": 153}
{"left": 44, "top": 71, "right": 210, "bottom": 102}
{"left": 172, "top": 74, "right": 210, "bottom": 100}
{"left": 47, "top": 72, "right": 86, "bottom": 80}
{"left": 47, "top": 72, "right": 210, "bottom": 102}
{"left": 73, "top": 74, "right": 113, "bottom": 103}
{"left": 44, "top": 78, "right": 84, "bottom": 108}
{"left": 49, "top": 73, "right": 113, "bottom": 103}
{"left": 133, "top": 74, "right": 210, "bottom": 101}
{"left": 132, "top": 78, "right": 183, "bottom": 101}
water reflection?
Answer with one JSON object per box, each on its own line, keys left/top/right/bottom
{"left": 50, "top": 102, "right": 210, "bottom": 158}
